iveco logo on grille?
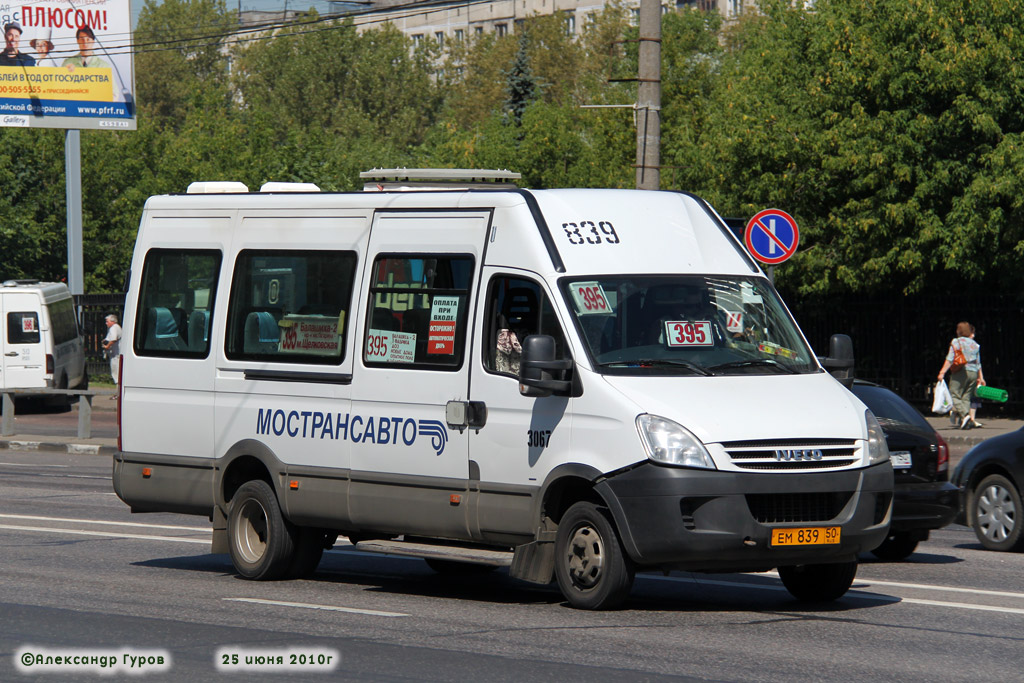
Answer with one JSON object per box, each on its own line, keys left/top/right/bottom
{"left": 774, "top": 449, "right": 824, "bottom": 461}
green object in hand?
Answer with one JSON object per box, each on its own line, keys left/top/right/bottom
{"left": 975, "top": 385, "right": 1008, "bottom": 402}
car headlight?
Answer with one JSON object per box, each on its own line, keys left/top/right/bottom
{"left": 636, "top": 414, "right": 716, "bottom": 469}
{"left": 865, "top": 409, "right": 890, "bottom": 465}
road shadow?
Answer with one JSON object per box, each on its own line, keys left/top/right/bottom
{"left": 132, "top": 548, "right": 891, "bottom": 615}
{"left": 857, "top": 552, "right": 964, "bottom": 565}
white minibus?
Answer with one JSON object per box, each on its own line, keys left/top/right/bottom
{"left": 113, "top": 170, "right": 891, "bottom": 609}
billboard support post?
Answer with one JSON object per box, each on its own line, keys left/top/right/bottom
{"left": 65, "top": 129, "right": 83, "bottom": 296}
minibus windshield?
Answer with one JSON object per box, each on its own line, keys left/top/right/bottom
{"left": 561, "top": 276, "right": 820, "bottom": 376}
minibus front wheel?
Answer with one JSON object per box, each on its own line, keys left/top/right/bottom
{"left": 554, "top": 501, "right": 635, "bottom": 610}
{"left": 777, "top": 561, "right": 858, "bottom": 602}
{"left": 228, "top": 479, "right": 297, "bottom": 580}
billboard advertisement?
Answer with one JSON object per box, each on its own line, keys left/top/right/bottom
{"left": 0, "top": 0, "right": 135, "bottom": 130}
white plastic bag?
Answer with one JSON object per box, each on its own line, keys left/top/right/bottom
{"left": 932, "top": 380, "right": 953, "bottom": 414}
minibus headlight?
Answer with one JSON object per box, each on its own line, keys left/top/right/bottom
{"left": 865, "top": 410, "right": 890, "bottom": 465}
{"left": 636, "top": 414, "right": 716, "bottom": 470}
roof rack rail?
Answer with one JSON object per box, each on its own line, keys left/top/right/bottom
{"left": 361, "top": 168, "right": 521, "bottom": 191}
{"left": 2, "top": 279, "right": 41, "bottom": 286}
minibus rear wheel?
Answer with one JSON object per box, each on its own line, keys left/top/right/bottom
{"left": 778, "top": 560, "right": 858, "bottom": 602}
{"left": 554, "top": 501, "right": 634, "bottom": 610}
{"left": 228, "top": 480, "right": 297, "bottom": 580}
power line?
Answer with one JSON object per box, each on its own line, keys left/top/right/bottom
{"left": 26, "top": 0, "right": 498, "bottom": 57}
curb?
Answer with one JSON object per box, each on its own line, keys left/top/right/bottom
{"left": 0, "top": 440, "right": 117, "bottom": 456}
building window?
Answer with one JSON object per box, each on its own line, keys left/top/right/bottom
{"left": 630, "top": 8, "right": 639, "bottom": 25}
{"left": 564, "top": 12, "right": 575, "bottom": 35}
{"left": 454, "top": 29, "right": 464, "bottom": 43}
{"left": 495, "top": 23, "right": 508, "bottom": 37}
{"left": 435, "top": 31, "right": 444, "bottom": 47}
{"left": 474, "top": 25, "right": 483, "bottom": 37}
{"left": 412, "top": 34, "right": 423, "bottom": 47}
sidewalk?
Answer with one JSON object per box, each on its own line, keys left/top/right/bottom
{"left": 924, "top": 414, "right": 1023, "bottom": 447}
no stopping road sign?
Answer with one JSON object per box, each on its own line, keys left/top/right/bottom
{"left": 744, "top": 209, "right": 800, "bottom": 265}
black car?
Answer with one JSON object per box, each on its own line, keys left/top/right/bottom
{"left": 951, "top": 429, "right": 1024, "bottom": 551}
{"left": 851, "top": 380, "right": 958, "bottom": 560}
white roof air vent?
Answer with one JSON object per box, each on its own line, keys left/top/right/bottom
{"left": 260, "top": 182, "right": 322, "bottom": 193}
{"left": 186, "top": 181, "right": 249, "bottom": 194}
{"left": 361, "top": 168, "right": 521, "bottom": 191}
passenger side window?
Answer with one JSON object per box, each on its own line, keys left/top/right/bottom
{"left": 7, "top": 312, "right": 40, "bottom": 344}
{"left": 484, "top": 276, "right": 569, "bottom": 377}
{"left": 48, "top": 298, "right": 79, "bottom": 346}
{"left": 363, "top": 254, "right": 474, "bottom": 369}
{"left": 134, "top": 249, "right": 222, "bottom": 358}
{"left": 225, "top": 250, "right": 357, "bottom": 364}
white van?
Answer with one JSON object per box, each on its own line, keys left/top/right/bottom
{"left": 113, "top": 170, "right": 892, "bottom": 609}
{"left": 0, "top": 280, "right": 87, "bottom": 400}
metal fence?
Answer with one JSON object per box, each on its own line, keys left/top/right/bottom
{"left": 75, "top": 289, "right": 1023, "bottom": 413}
{"left": 782, "top": 290, "right": 1024, "bottom": 415}
{"left": 74, "top": 293, "right": 125, "bottom": 382}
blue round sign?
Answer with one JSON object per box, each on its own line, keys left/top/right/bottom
{"left": 744, "top": 209, "right": 800, "bottom": 265}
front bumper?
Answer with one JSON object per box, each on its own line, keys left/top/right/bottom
{"left": 597, "top": 461, "right": 893, "bottom": 572}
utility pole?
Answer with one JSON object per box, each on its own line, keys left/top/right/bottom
{"left": 635, "top": 0, "right": 661, "bottom": 190}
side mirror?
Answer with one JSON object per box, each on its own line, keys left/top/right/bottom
{"left": 821, "top": 333, "right": 855, "bottom": 388}
{"left": 519, "top": 334, "right": 574, "bottom": 398}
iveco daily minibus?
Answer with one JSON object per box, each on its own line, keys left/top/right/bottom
{"left": 113, "top": 170, "right": 892, "bottom": 609}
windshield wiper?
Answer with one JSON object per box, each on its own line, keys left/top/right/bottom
{"left": 708, "top": 359, "right": 797, "bottom": 374}
{"left": 599, "top": 359, "right": 713, "bottom": 376}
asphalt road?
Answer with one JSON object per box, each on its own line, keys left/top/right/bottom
{"left": 1, "top": 451, "right": 1023, "bottom": 681}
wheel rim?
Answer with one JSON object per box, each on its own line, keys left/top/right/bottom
{"left": 236, "top": 498, "right": 269, "bottom": 564}
{"left": 565, "top": 524, "right": 604, "bottom": 590}
{"left": 977, "top": 484, "right": 1017, "bottom": 543}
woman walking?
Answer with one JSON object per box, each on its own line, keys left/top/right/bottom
{"left": 938, "top": 321, "right": 985, "bottom": 429}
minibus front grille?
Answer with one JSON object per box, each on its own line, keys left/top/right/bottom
{"left": 746, "top": 491, "right": 852, "bottom": 524}
{"left": 722, "top": 439, "right": 859, "bottom": 471}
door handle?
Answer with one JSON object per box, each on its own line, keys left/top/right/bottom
{"left": 4, "top": 352, "right": 18, "bottom": 357}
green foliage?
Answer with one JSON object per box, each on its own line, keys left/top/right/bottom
{"left": 667, "top": 0, "right": 1024, "bottom": 296}
{"left": 4, "top": 0, "right": 1024, "bottom": 298}
{"left": 505, "top": 34, "right": 537, "bottom": 125}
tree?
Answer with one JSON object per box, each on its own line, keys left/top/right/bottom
{"left": 665, "top": 0, "right": 1024, "bottom": 297}
{"left": 505, "top": 33, "right": 537, "bottom": 125}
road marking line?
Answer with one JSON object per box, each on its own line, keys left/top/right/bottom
{"left": 851, "top": 577, "right": 1024, "bottom": 600}
{"left": 0, "top": 513, "right": 210, "bottom": 532}
{"left": 0, "top": 462, "right": 68, "bottom": 468}
{"left": 0, "top": 523, "right": 209, "bottom": 544}
{"left": 899, "top": 598, "right": 1024, "bottom": 615}
{"left": 764, "top": 570, "right": 1024, "bottom": 601}
{"left": 225, "top": 598, "right": 408, "bottom": 617}
{"left": 646, "top": 574, "right": 1024, "bottom": 612}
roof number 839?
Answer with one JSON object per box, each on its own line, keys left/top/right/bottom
{"left": 561, "top": 221, "right": 620, "bottom": 246}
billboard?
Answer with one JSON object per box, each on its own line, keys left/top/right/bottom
{"left": 0, "top": 0, "right": 135, "bottom": 130}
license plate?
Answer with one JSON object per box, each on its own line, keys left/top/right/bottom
{"left": 771, "top": 527, "right": 841, "bottom": 546}
{"left": 890, "top": 450, "right": 912, "bottom": 469}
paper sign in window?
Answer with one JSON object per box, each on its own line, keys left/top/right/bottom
{"left": 428, "top": 296, "right": 459, "bottom": 355}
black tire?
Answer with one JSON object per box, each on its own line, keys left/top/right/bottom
{"left": 228, "top": 480, "right": 297, "bottom": 580}
{"left": 554, "top": 501, "right": 634, "bottom": 610}
{"left": 778, "top": 561, "right": 858, "bottom": 602}
{"left": 425, "top": 558, "right": 498, "bottom": 575}
{"left": 971, "top": 474, "right": 1024, "bottom": 551}
{"left": 870, "top": 532, "right": 920, "bottom": 561}
{"left": 287, "top": 528, "right": 326, "bottom": 579}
